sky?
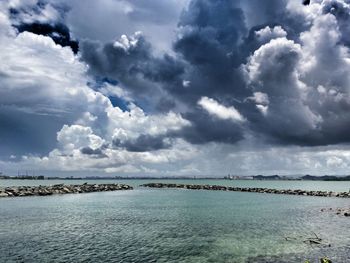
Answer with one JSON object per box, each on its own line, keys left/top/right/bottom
{"left": 1, "top": 0, "right": 350, "bottom": 177}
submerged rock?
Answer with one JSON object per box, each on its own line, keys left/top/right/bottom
{"left": 320, "top": 207, "right": 350, "bottom": 217}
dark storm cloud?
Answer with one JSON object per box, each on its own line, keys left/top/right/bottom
{"left": 166, "top": 0, "right": 350, "bottom": 148}
{"left": 80, "top": 147, "right": 107, "bottom": 158}
{"left": 16, "top": 22, "right": 79, "bottom": 53}
{"left": 171, "top": 109, "right": 245, "bottom": 144}
{"left": 9, "top": 1, "right": 78, "bottom": 53}
{"left": 80, "top": 33, "right": 185, "bottom": 112}
{"left": 79, "top": 0, "right": 250, "bottom": 145}
{"left": 241, "top": 1, "right": 350, "bottom": 147}
{"left": 154, "top": 97, "right": 177, "bottom": 112}
{"left": 113, "top": 134, "right": 172, "bottom": 152}
{"left": 78, "top": 0, "right": 312, "bottom": 147}
{"left": 80, "top": 0, "right": 272, "bottom": 104}
{"left": 173, "top": 0, "right": 248, "bottom": 101}
{"left": 80, "top": 34, "right": 151, "bottom": 78}
{"left": 176, "top": 0, "right": 246, "bottom": 55}
{"left": 163, "top": 0, "right": 292, "bottom": 144}
{"left": 168, "top": 0, "right": 309, "bottom": 106}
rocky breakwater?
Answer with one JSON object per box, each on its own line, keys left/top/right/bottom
{"left": 141, "top": 183, "right": 350, "bottom": 198}
{"left": 0, "top": 183, "right": 133, "bottom": 198}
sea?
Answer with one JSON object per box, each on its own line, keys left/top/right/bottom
{"left": 0, "top": 179, "right": 350, "bottom": 263}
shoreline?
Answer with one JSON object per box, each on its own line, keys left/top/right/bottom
{"left": 2, "top": 176, "right": 350, "bottom": 181}
{"left": 0, "top": 183, "right": 133, "bottom": 198}
{"left": 141, "top": 183, "right": 350, "bottom": 198}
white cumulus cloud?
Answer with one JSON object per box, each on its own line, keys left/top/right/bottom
{"left": 198, "top": 97, "right": 245, "bottom": 122}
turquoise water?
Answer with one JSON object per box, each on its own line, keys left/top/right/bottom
{"left": 0, "top": 180, "right": 350, "bottom": 262}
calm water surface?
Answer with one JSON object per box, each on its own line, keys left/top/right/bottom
{"left": 0, "top": 179, "right": 350, "bottom": 262}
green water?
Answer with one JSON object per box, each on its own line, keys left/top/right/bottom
{"left": 0, "top": 180, "right": 350, "bottom": 262}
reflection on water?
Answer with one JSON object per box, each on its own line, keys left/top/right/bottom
{"left": 0, "top": 186, "right": 349, "bottom": 262}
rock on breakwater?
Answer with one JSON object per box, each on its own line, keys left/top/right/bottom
{"left": 0, "top": 183, "right": 133, "bottom": 198}
{"left": 141, "top": 183, "right": 350, "bottom": 198}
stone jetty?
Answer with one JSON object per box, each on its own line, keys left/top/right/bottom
{"left": 0, "top": 183, "right": 133, "bottom": 198}
{"left": 141, "top": 183, "right": 350, "bottom": 198}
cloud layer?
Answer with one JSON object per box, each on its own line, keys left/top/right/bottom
{"left": 2, "top": 0, "right": 350, "bottom": 176}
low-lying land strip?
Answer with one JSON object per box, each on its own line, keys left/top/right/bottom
{"left": 141, "top": 183, "right": 350, "bottom": 198}
{"left": 0, "top": 183, "right": 133, "bottom": 198}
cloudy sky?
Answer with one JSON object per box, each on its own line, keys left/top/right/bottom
{"left": 1, "top": 0, "right": 350, "bottom": 177}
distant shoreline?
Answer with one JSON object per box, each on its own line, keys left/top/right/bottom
{"left": 1, "top": 175, "right": 350, "bottom": 181}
